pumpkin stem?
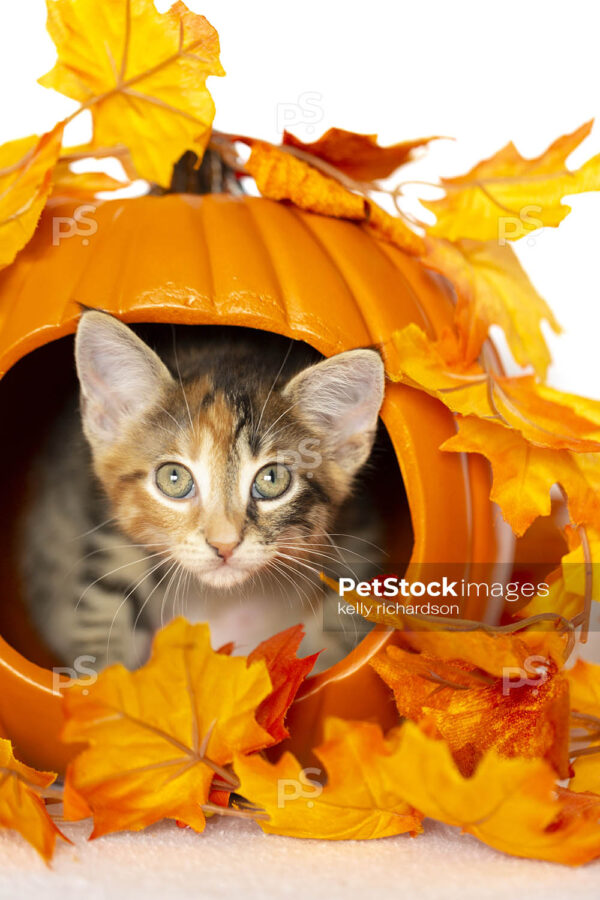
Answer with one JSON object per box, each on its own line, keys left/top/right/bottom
{"left": 161, "top": 148, "right": 245, "bottom": 196}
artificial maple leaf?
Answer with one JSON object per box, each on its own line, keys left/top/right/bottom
{"left": 567, "top": 660, "right": 600, "bottom": 793}
{"left": 39, "top": 0, "right": 224, "bottom": 187}
{"left": 283, "top": 128, "right": 438, "bottom": 181}
{"left": 423, "top": 120, "right": 600, "bottom": 242}
{"left": 567, "top": 659, "right": 600, "bottom": 717}
{"left": 0, "top": 739, "right": 66, "bottom": 862}
{"left": 0, "top": 123, "right": 64, "bottom": 269}
{"left": 390, "top": 722, "right": 600, "bottom": 865}
{"left": 571, "top": 756, "right": 600, "bottom": 794}
{"left": 519, "top": 525, "right": 599, "bottom": 622}
{"left": 370, "top": 645, "right": 570, "bottom": 777}
{"left": 247, "top": 625, "right": 319, "bottom": 743}
{"left": 51, "top": 160, "right": 129, "bottom": 198}
{"left": 234, "top": 718, "right": 423, "bottom": 840}
{"left": 61, "top": 617, "right": 273, "bottom": 838}
{"left": 247, "top": 140, "right": 365, "bottom": 219}
{"left": 389, "top": 323, "right": 600, "bottom": 451}
{"left": 246, "top": 141, "right": 424, "bottom": 255}
{"left": 422, "top": 236, "right": 560, "bottom": 377}
{"left": 518, "top": 567, "right": 585, "bottom": 623}
{"left": 441, "top": 416, "right": 600, "bottom": 536}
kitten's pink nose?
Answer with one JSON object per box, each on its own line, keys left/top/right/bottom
{"left": 208, "top": 539, "right": 240, "bottom": 561}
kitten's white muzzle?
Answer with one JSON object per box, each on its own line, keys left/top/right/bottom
{"left": 193, "top": 559, "right": 259, "bottom": 589}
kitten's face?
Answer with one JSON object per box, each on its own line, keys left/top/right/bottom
{"left": 75, "top": 314, "right": 385, "bottom": 591}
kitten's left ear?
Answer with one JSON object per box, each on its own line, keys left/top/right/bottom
{"left": 283, "top": 349, "right": 385, "bottom": 475}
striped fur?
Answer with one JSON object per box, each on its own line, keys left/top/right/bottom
{"left": 20, "top": 315, "right": 385, "bottom": 671}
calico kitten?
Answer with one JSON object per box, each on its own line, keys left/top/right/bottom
{"left": 20, "top": 312, "right": 385, "bottom": 671}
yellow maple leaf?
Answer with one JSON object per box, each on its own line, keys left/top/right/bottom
{"left": 246, "top": 140, "right": 425, "bottom": 256}
{"left": 391, "top": 722, "right": 600, "bottom": 865}
{"left": 422, "top": 236, "right": 560, "bottom": 377}
{"left": 39, "top": 0, "right": 224, "bottom": 187}
{"left": 423, "top": 121, "right": 600, "bottom": 242}
{"left": 0, "top": 739, "right": 66, "bottom": 862}
{"left": 570, "top": 757, "right": 600, "bottom": 794}
{"left": 519, "top": 525, "right": 599, "bottom": 623}
{"left": 567, "top": 660, "right": 600, "bottom": 793}
{"left": 234, "top": 718, "right": 423, "bottom": 840}
{"left": 51, "top": 160, "right": 129, "bottom": 198}
{"left": 441, "top": 416, "right": 600, "bottom": 536}
{"left": 389, "top": 323, "right": 600, "bottom": 451}
{"left": 0, "top": 123, "right": 64, "bottom": 269}
{"left": 567, "top": 659, "right": 600, "bottom": 716}
{"left": 62, "top": 617, "right": 273, "bottom": 838}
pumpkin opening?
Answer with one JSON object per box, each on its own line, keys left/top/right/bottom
{"left": 0, "top": 322, "right": 413, "bottom": 671}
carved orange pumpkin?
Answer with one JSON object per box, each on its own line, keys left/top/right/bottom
{"left": 0, "top": 193, "right": 501, "bottom": 771}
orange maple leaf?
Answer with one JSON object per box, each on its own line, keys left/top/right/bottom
{"left": 389, "top": 323, "right": 600, "bottom": 451}
{"left": 370, "top": 645, "right": 570, "bottom": 778}
{"left": 422, "top": 236, "right": 560, "bottom": 378}
{"left": 245, "top": 141, "right": 424, "bottom": 256}
{"left": 234, "top": 718, "right": 423, "bottom": 840}
{"left": 441, "top": 416, "right": 600, "bottom": 536}
{"left": 422, "top": 120, "right": 600, "bottom": 242}
{"left": 247, "top": 624, "right": 319, "bottom": 743}
{"left": 51, "top": 160, "right": 129, "bottom": 199}
{"left": 0, "top": 123, "right": 64, "bottom": 270}
{"left": 566, "top": 661, "right": 600, "bottom": 794}
{"left": 283, "top": 127, "right": 438, "bottom": 181}
{"left": 61, "top": 618, "right": 273, "bottom": 838}
{"left": 0, "top": 739, "right": 66, "bottom": 862}
{"left": 389, "top": 722, "right": 600, "bottom": 865}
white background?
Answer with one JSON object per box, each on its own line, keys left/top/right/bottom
{"left": 1, "top": 0, "right": 600, "bottom": 396}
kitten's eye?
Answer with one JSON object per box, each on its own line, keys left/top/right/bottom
{"left": 251, "top": 463, "right": 291, "bottom": 500}
{"left": 155, "top": 463, "right": 195, "bottom": 499}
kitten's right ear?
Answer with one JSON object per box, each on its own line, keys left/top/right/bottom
{"left": 75, "top": 311, "right": 173, "bottom": 448}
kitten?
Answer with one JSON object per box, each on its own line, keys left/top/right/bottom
{"left": 20, "top": 312, "right": 385, "bottom": 672}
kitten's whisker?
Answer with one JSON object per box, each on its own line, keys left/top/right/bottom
{"left": 272, "top": 559, "right": 318, "bottom": 619}
{"left": 105, "top": 555, "right": 173, "bottom": 664}
{"left": 160, "top": 561, "right": 183, "bottom": 628}
{"left": 258, "top": 398, "right": 301, "bottom": 445}
{"left": 277, "top": 541, "right": 380, "bottom": 566}
{"left": 75, "top": 551, "right": 167, "bottom": 611}
{"left": 63, "top": 542, "right": 168, "bottom": 582}
{"left": 170, "top": 326, "right": 197, "bottom": 442}
{"left": 69, "top": 516, "right": 118, "bottom": 541}
{"left": 266, "top": 560, "right": 302, "bottom": 611}
{"left": 131, "top": 559, "right": 179, "bottom": 642}
{"left": 156, "top": 405, "right": 188, "bottom": 442}
{"left": 267, "top": 559, "right": 312, "bottom": 615}
{"left": 253, "top": 341, "right": 294, "bottom": 440}
{"left": 271, "top": 554, "right": 321, "bottom": 597}
{"left": 326, "top": 533, "right": 388, "bottom": 554}
{"left": 275, "top": 551, "right": 333, "bottom": 579}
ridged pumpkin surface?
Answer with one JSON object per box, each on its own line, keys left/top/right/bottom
{"left": 0, "top": 193, "right": 499, "bottom": 770}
